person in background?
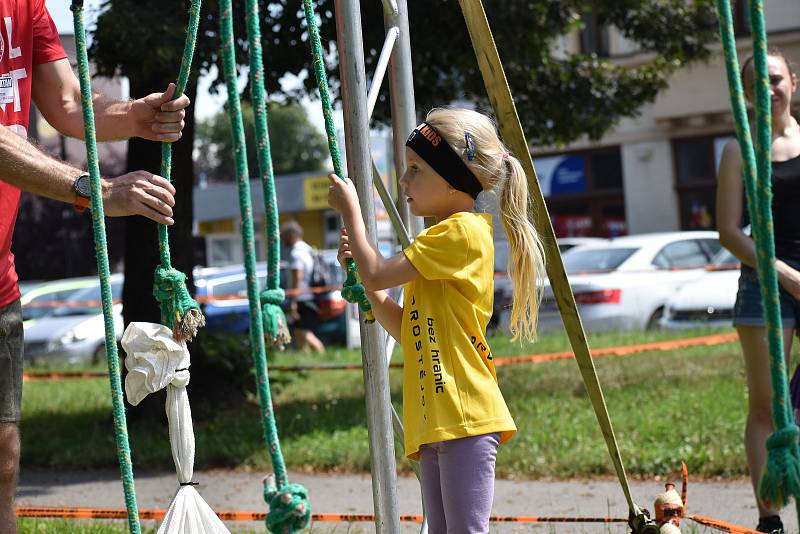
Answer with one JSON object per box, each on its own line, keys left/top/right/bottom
{"left": 717, "top": 48, "right": 799, "bottom": 534}
{"left": 280, "top": 220, "right": 325, "bottom": 353}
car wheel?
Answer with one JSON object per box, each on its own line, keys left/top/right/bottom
{"left": 92, "top": 344, "right": 106, "bottom": 365}
{"left": 646, "top": 308, "right": 664, "bottom": 330}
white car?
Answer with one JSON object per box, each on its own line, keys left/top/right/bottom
{"left": 661, "top": 249, "right": 740, "bottom": 329}
{"left": 536, "top": 231, "right": 722, "bottom": 333}
{"left": 23, "top": 275, "right": 124, "bottom": 365}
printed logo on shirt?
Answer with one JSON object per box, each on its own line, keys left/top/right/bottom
{"left": 0, "top": 16, "right": 27, "bottom": 114}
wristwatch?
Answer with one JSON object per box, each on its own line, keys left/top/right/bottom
{"left": 71, "top": 172, "right": 91, "bottom": 213}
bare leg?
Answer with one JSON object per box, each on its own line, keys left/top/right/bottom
{"left": 0, "top": 422, "right": 19, "bottom": 534}
{"left": 292, "top": 328, "right": 325, "bottom": 354}
{"left": 738, "top": 326, "right": 795, "bottom": 518}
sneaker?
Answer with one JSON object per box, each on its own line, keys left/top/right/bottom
{"left": 756, "top": 515, "right": 783, "bottom": 533}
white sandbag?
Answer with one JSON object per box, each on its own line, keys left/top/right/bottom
{"left": 122, "top": 322, "right": 230, "bottom": 534}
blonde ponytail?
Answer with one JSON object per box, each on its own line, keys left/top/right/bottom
{"left": 426, "top": 108, "right": 545, "bottom": 341}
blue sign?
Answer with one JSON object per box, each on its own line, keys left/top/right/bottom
{"left": 550, "top": 156, "right": 587, "bottom": 196}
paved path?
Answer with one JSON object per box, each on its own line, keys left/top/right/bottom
{"left": 16, "top": 469, "right": 791, "bottom": 533}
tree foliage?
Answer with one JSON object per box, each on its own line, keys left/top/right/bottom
{"left": 91, "top": 0, "right": 718, "bottom": 147}
{"left": 196, "top": 101, "right": 328, "bottom": 182}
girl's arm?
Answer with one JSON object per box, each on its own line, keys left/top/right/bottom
{"left": 716, "top": 140, "right": 800, "bottom": 298}
{"left": 365, "top": 289, "right": 403, "bottom": 342}
{"left": 328, "top": 174, "right": 419, "bottom": 290}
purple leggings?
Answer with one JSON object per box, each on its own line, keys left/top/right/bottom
{"left": 418, "top": 433, "right": 500, "bottom": 534}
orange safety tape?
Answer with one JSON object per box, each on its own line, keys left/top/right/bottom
{"left": 21, "top": 332, "right": 740, "bottom": 381}
{"left": 15, "top": 506, "right": 627, "bottom": 523}
{"left": 688, "top": 515, "right": 761, "bottom": 534}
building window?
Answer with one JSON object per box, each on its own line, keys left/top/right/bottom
{"left": 535, "top": 147, "right": 625, "bottom": 237}
{"left": 673, "top": 135, "right": 734, "bottom": 231}
{"left": 580, "top": 12, "right": 610, "bottom": 57}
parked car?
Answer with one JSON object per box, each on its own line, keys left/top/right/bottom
{"left": 23, "top": 275, "right": 124, "bottom": 365}
{"left": 195, "top": 250, "right": 347, "bottom": 345}
{"left": 490, "top": 232, "right": 721, "bottom": 334}
{"left": 20, "top": 276, "right": 98, "bottom": 325}
{"left": 661, "top": 249, "right": 740, "bottom": 329}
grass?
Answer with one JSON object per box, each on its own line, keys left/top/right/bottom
{"left": 20, "top": 326, "right": 785, "bottom": 479}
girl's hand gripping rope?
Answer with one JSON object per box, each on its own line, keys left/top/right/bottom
{"left": 327, "top": 173, "right": 374, "bottom": 323}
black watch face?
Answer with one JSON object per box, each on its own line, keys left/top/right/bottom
{"left": 75, "top": 174, "right": 91, "bottom": 197}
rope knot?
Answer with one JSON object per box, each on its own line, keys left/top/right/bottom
{"left": 153, "top": 265, "right": 205, "bottom": 341}
{"left": 263, "top": 478, "right": 311, "bottom": 534}
{"left": 766, "top": 425, "right": 800, "bottom": 450}
{"left": 341, "top": 263, "right": 374, "bottom": 322}
{"left": 260, "top": 288, "right": 286, "bottom": 306}
{"left": 260, "top": 289, "right": 291, "bottom": 349}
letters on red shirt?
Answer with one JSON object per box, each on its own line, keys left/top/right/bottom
{"left": 0, "top": 0, "right": 66, "bottom": 308}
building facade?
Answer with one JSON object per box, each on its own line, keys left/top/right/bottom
{"left": 533, "top": 1, "right": 800, "bottom": 237}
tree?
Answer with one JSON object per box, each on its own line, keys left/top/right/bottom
{"left": 196, "top": 101, "right": 328, "bottom": 183}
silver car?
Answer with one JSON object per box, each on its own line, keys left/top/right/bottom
{"left": 23, "top": 275, "right": 123, "bottom": 365}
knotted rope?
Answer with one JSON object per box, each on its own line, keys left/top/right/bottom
{"left": 153, "top": 0, "right": 205, "bottom": 342}
{"left": 219, "top": 0, "right": 309, "bottom": 530}
{"left": 716, "top": 0, "right": 800, "bottom": 511}
{"left": 301, "top": 0, "right": 374, "bottom": 323}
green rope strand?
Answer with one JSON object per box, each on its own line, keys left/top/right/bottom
{"left": 153, "top": 0, "right": 205, "bottom": 342}
{"left": 70, "top": 3, "right": 140, "bottom": 533}
{"left": 716, "top": 0, "right": 800, "bottom": 509}
{"left": 244, "top": 0, "right": 290, "bottom": 348}
{"left": 219, "top": 1, "right": 309, "bottom": 531}
{"left": 301, "top": 0, "right": 374, "bottom": 323}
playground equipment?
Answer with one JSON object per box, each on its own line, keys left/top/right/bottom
{"left": 63, "top": 0, "right": 799, "bottom": 532}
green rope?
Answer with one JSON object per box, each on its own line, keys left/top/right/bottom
{"left": 716, "top": 0, "right": 800, "bottom": 509}
{"left": 244, "top": 0, "right": 290, "bottom": 348}
{"left": 70, "top": 2, "right": 140, "bottom": 533}
{"left": 301, "top": 0, "right": 374, "bottom": 323}
{"left": 219, "top": 1, "right": 309, "bottom": 531}
{"left": 153, "top": 0, "right": 205, "bottom": 342}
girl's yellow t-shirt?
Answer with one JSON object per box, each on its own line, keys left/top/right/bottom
{"left": 401, "top": 211, "right": 516, "bottom": 460}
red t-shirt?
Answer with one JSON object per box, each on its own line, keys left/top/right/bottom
{"left": 0, "top": 0, "right": 66, "bottom": 308}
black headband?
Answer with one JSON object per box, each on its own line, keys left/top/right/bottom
{"left": 405, "top": 122, "right": 483, "bottom": 199}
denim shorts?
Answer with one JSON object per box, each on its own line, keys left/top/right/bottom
{"left": 733, "top": 263, "right": 799, "bottom": 328}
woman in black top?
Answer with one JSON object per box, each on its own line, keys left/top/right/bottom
{"left": 717, "top": 49, "right": 799, "bottom": 534}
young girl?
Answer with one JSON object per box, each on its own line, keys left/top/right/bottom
{"left": 327, "top": 108, "right": 545, "bottom": 534}
{"left": 717, "top": 48, "right": 800, "bottom": 534}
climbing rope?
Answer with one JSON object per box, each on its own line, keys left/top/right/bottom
{"left": 716, "top": 0, "right": 800, "bottom": 511}
{"left": 70, "top": 2, "right": 140, "bottom": 533}
{"left": 218, "top": 0, "right": 310, "bottom": 531}
{"left": 153, "top": 0, "right": 205, "bottom": 342}
{"left": 244, "top": 0, "right": 290, "bottom": 348}
{"left": 301, "top": 0, "right": 374, "bottom": 323}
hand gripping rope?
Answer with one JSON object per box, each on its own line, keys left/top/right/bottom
{"left": 70, "top": 1, "right": 141, "bottom": 532}
{"left": 218, "top": 0, "right": 310, "bottom": 530}
{"left": 716, "top": 0, "right": 800, "bottom": 516}
{"left": 153, "top": 0, "right": 206, "bottom": 342}
{"left": 301, "top": 0, "right": 375, "bottom": 323}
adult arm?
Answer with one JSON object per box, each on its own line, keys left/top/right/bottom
{"left": 716, "top": 140, "right": 800, "bottom": 298}
{"left": 327, "top": 174, "right": 419, "bottom": 290}
{"left": 31, "top": 58, "right": 188, "bottom": 142}
{"left": 0, "top": 125, "right": 176, "bottom": 224}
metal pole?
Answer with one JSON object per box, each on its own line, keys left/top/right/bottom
{"left": 382, "top": 0, "right": 424, "bottom": 237}
{"left": 367, "top": 27, "right": 400, "bottom": 120}
{"left": 335, "top": 1, "right": 401, "bottom": 532}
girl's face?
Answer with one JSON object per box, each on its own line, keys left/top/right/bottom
{"left": 399, "top": 147, "right": 458, "bottom": 218}
{"left": 745, "top": 55, "right": 797, "bottom": 117}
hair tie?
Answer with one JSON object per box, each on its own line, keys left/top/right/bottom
{"left": 501, "top": 151, "right": 510, "bottom": 160}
